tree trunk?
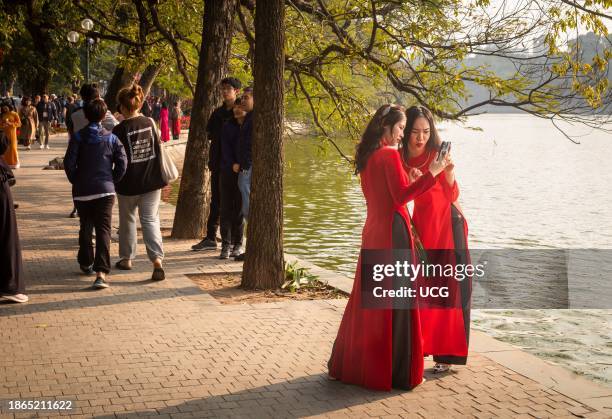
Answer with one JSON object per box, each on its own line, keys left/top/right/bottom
{"left": 241, "top": 0, "right": 286, "bottom": 289}
{"left": 139, "top": 63, "right": 161, "bottom": 98}
{"left": 23, "top": 17, "right": 52, "bottom": 94}
{"left": 104, "top": 65, "right": 137, "bottom": 112}
{"left": 171, "top": 0, "right": 237, "bottom": 239}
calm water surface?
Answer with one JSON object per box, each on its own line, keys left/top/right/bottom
{"left": 284, "top": 114, "right": 612, "bottom": 384}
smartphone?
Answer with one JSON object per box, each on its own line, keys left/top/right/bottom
{"left": 437, "top": 141, "right": 451, "bottom": 161}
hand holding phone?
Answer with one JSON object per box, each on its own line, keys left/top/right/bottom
{"left": 437, "top": 141, "right": 451, "bottom": 162}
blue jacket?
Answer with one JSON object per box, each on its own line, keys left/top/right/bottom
{"left": 238, "top": 112, "right": 253, "bottom": 170}
{"left": 64, "top": 123, "right": 127, "bottom": 198}
{"left": 220, "top": 118, "right": 241, "bottom": 173}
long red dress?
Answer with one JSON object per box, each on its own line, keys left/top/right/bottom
{"left": 407, "top": 151, "right": 471, "bottom": 365}
{"left": 159, "top": 108, "right": 170, "bottom": 142}
{"left": 328, "top": 146, "right": 437, "bottom": 391}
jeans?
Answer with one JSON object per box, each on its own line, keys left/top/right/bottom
{"left": 38, "top": 121, "right": 50, "bottom": 146}
{"left": 205, "top": 169, "right": 220, "bottom": 240}
{"left": 237, "top": 167, "right": 251, "bottom": 219}
{"left": 117, "top": 190, "right": 164, "bottom": 262}
{"left": 74, "top": 195, "right": 114, "bottom": 273}
{"left": 219, "top": 171, "right": 244, "bottom": 248}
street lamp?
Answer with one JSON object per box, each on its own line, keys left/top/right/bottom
{"left": 66, "top": 31, "right": 79, "bottom": 44}
{"left": 81, "top": 18, "right": 94, "bottom": 31}
{"left": 67, "top": 19, "right": 95, "bottom": 84}
{"left": 80, "top": 19, "right": 94, "bottom": 84}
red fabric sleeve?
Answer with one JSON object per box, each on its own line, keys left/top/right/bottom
{"left": 440, "top": 171, "right": 459, "bottom": 202}
{"left": 382, "top": 148, "right": 435, "bottom": 206}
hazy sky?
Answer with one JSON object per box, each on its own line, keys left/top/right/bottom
{"left": 479, "top": 0, "right": 612, "bottom": 35}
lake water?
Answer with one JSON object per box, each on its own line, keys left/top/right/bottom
{"left": 166, "top": 114, "right": 611, "bottom": 384}
{"left": 283, "top": 114, "right": 612, "bottom": 385}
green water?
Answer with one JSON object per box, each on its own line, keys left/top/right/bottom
{"left": 166, "top": 114, "right": 612, "bottom": 385}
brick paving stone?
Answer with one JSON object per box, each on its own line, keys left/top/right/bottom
{"left": 0, "top": 133, "right": 609, "bottom": 418}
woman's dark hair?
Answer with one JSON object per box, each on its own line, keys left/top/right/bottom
{"left": 84, "top": 98, "right": 108, "bottom": 123}
{"left": 22, "top": 97, "right": 31, "bottom": 106}
{"left": 354, "top": 104, "right": 406, "bottom": 174}
{"left": 400, "top": 106, "right": 441, "bottom": 166}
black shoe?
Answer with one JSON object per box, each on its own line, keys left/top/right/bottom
{"left": 13, "top": 203, "right": 19, "bottom": 209}
{"left": 234, "top": 253, "right": 245, "bottom": 261}
{"left": 80, "top": 265, "right": 94, "bottom": 275}
{"left": 69, "top": 208, "right": 78, "bottom": 218}
{"left": 219, "top": 246, "right": 230, "bottom": 260}
{"left": 151, "top": 267, "right": 165, "bottom": 281}
{"left": 192, "top": 238, "right": 217, "bottom": 251}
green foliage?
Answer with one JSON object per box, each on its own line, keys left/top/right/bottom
{"left": 2, "top": 0, "right": 609, "bottom": 132}
{"left": 276, "top": 0, "right": 611, "bottom": 142}
{"left": 282, "top": 261, "right": 322, "bottom": 292}
{"left": 0, "top": 0, "right": 83, "bottom": 94}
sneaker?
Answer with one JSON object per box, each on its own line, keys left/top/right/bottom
{"left": 25, "top": 146, "right": 31, "bottom": 150}
{"left": 1, "top": 293, "right": 29, "bottom": 303}
{"left": 151, "top": 267, "right": 165, "bottom": 281}
{"left": 45, "top": 145, "right": 50, "bottom": 149}
{"left": 234, "top": 253, "right": 245, "bottom": 261}
{"left": 93, "top": 277, "right": 109, "bottom": 289}
{"left": 80, "top": 265, "right": 94, "bottom": 275}
{"left": 191, "top": 238, "right": 217, "bottom": 251}
{"left": 219, "top": 246, "right": 230, "bottom": 260}
{"left": 39, "top": 144, "right": 44, "bottom": 149}
{"left": 230, "top": 245, "right": 242, "bottom": 258}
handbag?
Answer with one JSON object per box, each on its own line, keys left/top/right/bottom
{"left": 148, "top": 117, "right": 179, "bottom": 183}
{"left": 159, "top": 141, "right": 179, "bottom": 183}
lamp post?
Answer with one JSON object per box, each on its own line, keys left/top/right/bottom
{"left": 81, "top": 19, "right": 94, "bottom": 83}
{"left": 67, "top": 18, "right": 95, "bottom": 84}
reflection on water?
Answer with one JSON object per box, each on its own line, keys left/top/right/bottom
{"left": 284, "top": 114, "right": 612, "bottom": 384}
{"left": 284, "top": 114, "right": 612, "bottom": 273}
{"left": 284, "top": 138, "right": 364, "bottom": 275}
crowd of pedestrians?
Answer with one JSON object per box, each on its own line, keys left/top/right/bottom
{"left": 0, "top": 77, "right": 251, "bottom": 300}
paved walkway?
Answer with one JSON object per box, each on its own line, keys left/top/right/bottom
{"left": 0, "top": 133, "right": 610, "bottom": 418}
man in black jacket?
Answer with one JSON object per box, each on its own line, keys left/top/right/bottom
{"left": 36, "top": 94, "right": 55, "bottom": 149}
{"left": 192, "top": 76, "right": 242, "bottom": 251}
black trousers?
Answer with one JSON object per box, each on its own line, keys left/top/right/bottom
{"left": 0, "top": 181, "right": 24, "bottom": 295}
{"left": 432, "top": 204, "right": 470, "bottom": 365}
{"left": 75, "top": 195, "right": 114, "bottom": 274}
{"left": 391, "top": 212, "right": 414, "bottom": 390}
{"left": 219, "top": 170, "right": 244, "bottom": 248}
{"left": 205, "top": 169, "right": 220, "bottom": 240}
